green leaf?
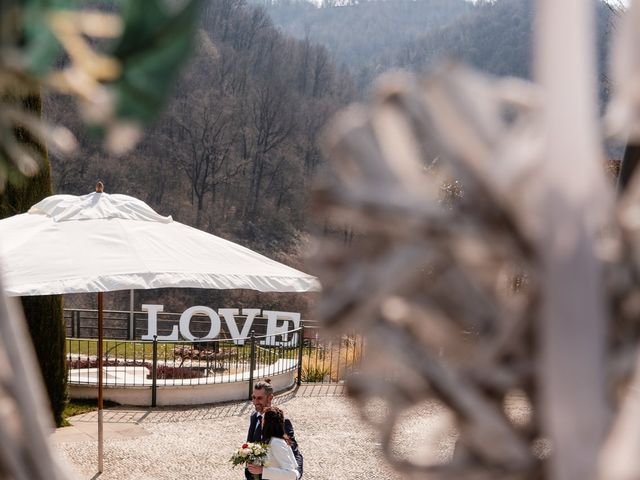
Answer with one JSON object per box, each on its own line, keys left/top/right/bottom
{"left": 109, "top": 0, "right": 202, "bottom": 125}
{"left": 19, "top": 0, "right": 76, "bottom": 76}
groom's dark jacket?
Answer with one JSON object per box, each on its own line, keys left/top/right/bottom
{"left": 245, "top": 411, "right": 303, "bottom": 479}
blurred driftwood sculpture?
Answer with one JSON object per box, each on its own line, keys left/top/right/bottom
{"left": 315, "top": 1, "right": 640, "bottom": 480}
{"left": 0, "top": 275, "right": 73, "bottom": 480}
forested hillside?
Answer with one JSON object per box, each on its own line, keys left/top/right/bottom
{"left": 46, "top": 0, "right": 352, "bottom": 253}
{"left": 260, "top": 0, "right": 472, "bottom": 63}
{"left": 262, "top": 0, "right": 615, "bottom": 94}
{"left": 260, "top": 0, "right": 473, "bottom": 89}
{"left": 391, "top": 0, "right": 614, "bottom": 87}
{"left": 43, "top": 0, "right": 354, "bottom": 313}
{"left": 42, "top": 0, "right": 619, "bottom": 313}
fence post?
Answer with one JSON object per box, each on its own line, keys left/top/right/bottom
{"left": 297, "top": 325, "right": 304, "bottom": 386}
{"left": 129, "top": 289, "right": 135, "bottom": 340}
{"left": 151, "top": 335, "right": 158, "bottom": 407}
{"left": 74, "top": 310, "right": 80, "bottom": 338}
{"left": 248, "top": 330, "right": 256, "bottom": 400}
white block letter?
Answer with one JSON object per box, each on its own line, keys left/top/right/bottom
{"left": 262, "top": 311, "right": 301, "bottom": 346}
{"left": 180, "top": 306, "right": 221, "bottom": 341}
{"left": 219, "top": 308, "right": 260, "bottom": 345}
{"left": 141, "top": 304, "right": 179, "bottom": 340}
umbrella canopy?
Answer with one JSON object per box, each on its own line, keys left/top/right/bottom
{"left": 0, "top": 190, "right": 320, "bottom": 296}
{"left": 0, "top": 187, "right": 319, "bottom": 473}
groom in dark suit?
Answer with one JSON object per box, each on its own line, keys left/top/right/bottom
{"left": 246, "top": 379, "right": 303, "bottom": 479}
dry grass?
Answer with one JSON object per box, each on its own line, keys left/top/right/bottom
{"left": 301, "top": 335, "right": 364, "bottom": 382}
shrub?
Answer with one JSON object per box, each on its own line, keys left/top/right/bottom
{"left": 301, "top": 334, "right": 365, "bottom": 382}
{"left": 149, "top": 365, "right": 204, "bottom": 379}
{"left": 67, "top": 358, "right": 149, "bottom": 369}
{"left": 301, "top": 366, "right": 330, "bottom": 383}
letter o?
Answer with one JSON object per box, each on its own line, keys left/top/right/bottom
{"left": 179, "top": 306, "right": 221, "bottom": 341}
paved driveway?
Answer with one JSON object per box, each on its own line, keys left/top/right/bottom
{"left": 51, "top": 384, "right": 456, "bottom": 480}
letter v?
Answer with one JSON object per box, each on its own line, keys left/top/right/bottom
{"left": 219, "top": 308, "right": 259, "bottom": 345}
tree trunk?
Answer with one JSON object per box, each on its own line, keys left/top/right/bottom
{"left": 0, "top": 92, "right": 67, "bottom": 427}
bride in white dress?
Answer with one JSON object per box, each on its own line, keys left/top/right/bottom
{"left": 247, "top": 406, "right": 300, "bottom": 480}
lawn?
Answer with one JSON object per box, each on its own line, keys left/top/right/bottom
{"left": 60, "top": 398, "right": 118, "bottom": 427}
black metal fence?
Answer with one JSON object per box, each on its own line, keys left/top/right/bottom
{"left": 64, "top": 309, "right": 365, "bottom": 393}
{"left": 64, "top": 308, "right": 308, "bottom": 340}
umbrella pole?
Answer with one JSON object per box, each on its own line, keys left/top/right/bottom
{"left": 98, "top": 291, "right": 104, "bottom": 473}
{"left": 129, "top": 289, "right": 134, "bottom": 340}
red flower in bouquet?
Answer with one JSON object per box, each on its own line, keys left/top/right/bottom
{"left": 230, "top": 441, "right": 269, "bottom": 479}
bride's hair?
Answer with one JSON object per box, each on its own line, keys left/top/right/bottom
{"left": 261, "top": 406, "right": 292, "bottom": 445}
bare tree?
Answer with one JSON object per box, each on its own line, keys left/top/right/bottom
{"left": 168, "top": 91, "right": 241, "bottom": 226}
{"left": 242, "top": 77, "right": 297, "bottom": 219}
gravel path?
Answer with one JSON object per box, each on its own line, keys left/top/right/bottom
{"left": 52, "top": 385, "right": 458, "bottom": 479}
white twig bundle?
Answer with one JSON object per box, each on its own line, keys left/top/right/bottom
{"left": 314, "top": 2, "right": 640, "bottom": 479}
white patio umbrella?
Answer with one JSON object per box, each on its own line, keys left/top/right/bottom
{"left": 0, "top": 184, "right": 320, "bottom": 472}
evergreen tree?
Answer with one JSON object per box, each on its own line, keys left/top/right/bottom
{"left": 0, "top": 93, "right": 67, "bottom": 427}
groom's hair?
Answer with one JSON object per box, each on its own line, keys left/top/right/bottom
{"left": 254, "top": 378, "right": 273, "bottom": 396}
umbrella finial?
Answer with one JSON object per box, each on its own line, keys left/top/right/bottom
{"left": 96, "top": 181, "right": 104, "bottom": 193}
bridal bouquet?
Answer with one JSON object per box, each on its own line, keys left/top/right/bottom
{"left": 230, "top": 442, "right": 268, "bottom": 478}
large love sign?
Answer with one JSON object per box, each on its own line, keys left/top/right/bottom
{"left": 140, "top": 304, "right": 301, "bottom": 346}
